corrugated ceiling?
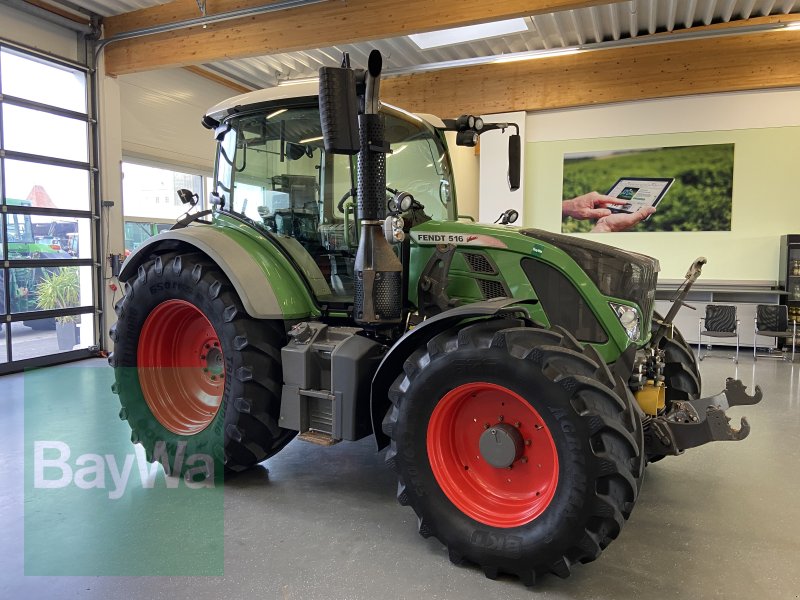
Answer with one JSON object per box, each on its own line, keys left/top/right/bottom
{"left": 66, "top": 0, "right": 171, "bottom": 16}
{"left": 61, "top": 0, "right": 800, "bottom": 89}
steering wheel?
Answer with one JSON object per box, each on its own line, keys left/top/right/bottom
{"left": 337, "top": 189, "right": 355, "bottom": 213}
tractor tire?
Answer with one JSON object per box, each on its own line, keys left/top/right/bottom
{"left": 109, "top": 252, "right": 295, "bottom": 478}
{"left": 383, "top": 319, "right": 644, "bottom": 584}
{"left": 646, "top": 314, "right": 702, "bottom": 463}
{"left": 652, "top": 313, "right": 701, "bottom": 401}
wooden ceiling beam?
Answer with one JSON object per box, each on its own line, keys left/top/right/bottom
{"left": 102, "top": 0, "right": 615, "bottom": 75}
{"left": 380, "top": 25, "right": 800, "bottom": 116}
{"left": 183, "top": 66, "right": 253, "bottom": 93}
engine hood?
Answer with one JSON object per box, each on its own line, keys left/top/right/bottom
{"left": 519, "top": 228, "right": 660, "bottom": 274}
{"left": 519, "top": 227, "right": 660, "bottom": 320}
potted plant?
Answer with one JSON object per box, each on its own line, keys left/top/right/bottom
{"left": 35, "top": 267, "right": 81, "bottom": 350}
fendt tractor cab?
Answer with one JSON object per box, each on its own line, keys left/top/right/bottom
{"left": 110, "top": 51, "right": 762, "bottom": 584}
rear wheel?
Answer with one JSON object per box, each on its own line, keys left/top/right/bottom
{"left": 384, "top": 320, "right": 643, "bottom": 584}
{"left": 109, "top": 252, "right": 295, "bottom": 478}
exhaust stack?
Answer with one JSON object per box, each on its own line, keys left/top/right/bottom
{"left": 319, "top": 50, "right": 402, "bottom": 328}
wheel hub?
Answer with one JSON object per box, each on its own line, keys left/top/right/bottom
{"left": 426, "top": 382, "right": 559, "bottom": 528}
{"left": 203, "top": 343, "right": 224, "bottom": 380}
{"left": 137, "top": 299, "right": 225, "bottom": 435}
{"left": 479, "top": 423, "right": 524, "bottom": 468}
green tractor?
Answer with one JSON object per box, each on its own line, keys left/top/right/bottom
{"left": 1, "top": 208, "right": 70, "bottom": 328}
{"left": 110, "top": 51, "right": 761, "bottom": 584}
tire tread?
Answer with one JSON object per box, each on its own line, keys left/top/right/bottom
{"left": 111, "top": 252, "right": 295, "bottom": 476}
{"left": 384, "top": 319, "right": 643, "bottom": 584}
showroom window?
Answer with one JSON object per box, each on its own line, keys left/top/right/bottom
{"left": 0, "top": 41, "right": 98, "bottom": 373}
{"left": 121, "top": 161, "right": 206, "bottom": 254}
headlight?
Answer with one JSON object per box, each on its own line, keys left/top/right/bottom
{"left": 609, "top": 302, "right": 640, "bottom": 341}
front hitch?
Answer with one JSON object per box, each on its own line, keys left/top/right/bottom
{"left": 644, "top": 378, "right": 763, "bottom": 456}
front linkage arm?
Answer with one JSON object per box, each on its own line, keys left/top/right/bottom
{"left": 645, "top": 379, "right": 763, "bottom": 455}
{"left": 650, "top": 256, "right": 707, "bottom": 350}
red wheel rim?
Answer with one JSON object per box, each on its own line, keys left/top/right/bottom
{"left": 137, "top": 300, "right": 225, "bottom": 435}
{"left": 426, "top": 382, "right": 559, "bottom": 528}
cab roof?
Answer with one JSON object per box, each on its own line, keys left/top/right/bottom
{"left": 205, "top": 82, "right": 319, "bottom": 123}
{"left": 204, "top": 82, "right": 444, "bottom": 129}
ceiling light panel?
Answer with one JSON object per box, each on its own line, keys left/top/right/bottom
{"left": 409, "top": 18, "right": 530, "bottom": 49}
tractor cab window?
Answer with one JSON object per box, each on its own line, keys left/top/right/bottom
{"left": 7, "top": 214, "right": 33, "bottom": 244}
{"left": 385, "top": 116, "right": 452, "bottom": 222}
{"left": 214, "top": 105, "right": 455, "bottom": 300}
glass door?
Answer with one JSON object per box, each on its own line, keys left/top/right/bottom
{"left": 0, "top": 42, "right": 99, "bottom": 373}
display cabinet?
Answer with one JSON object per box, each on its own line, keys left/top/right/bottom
{"left": 779, "top": 234, "right": 800, "bottom": 325}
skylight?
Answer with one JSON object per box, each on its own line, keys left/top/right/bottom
{"left": 409, "top": 18, "right": 530, "bottom": 50}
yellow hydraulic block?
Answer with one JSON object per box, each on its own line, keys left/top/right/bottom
{"left": 635, "top": 380, "right": 666, "bottom": 416}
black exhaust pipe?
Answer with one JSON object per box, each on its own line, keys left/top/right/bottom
{"left": 319, "top": 50, "right": 402, "bottom": 328}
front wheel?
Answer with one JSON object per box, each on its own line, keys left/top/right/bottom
{"left": 109, "top": 252, "right": 295, "bottom": 478}
{"left": 653, "top": 312, "right": 701, "bottom": 401}
{"left": 383, "top": 320, "right": 643, "bottom": 584}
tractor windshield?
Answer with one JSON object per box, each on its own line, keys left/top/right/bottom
{"left": 214, "top": 104, "right": 455, "bottom": 298}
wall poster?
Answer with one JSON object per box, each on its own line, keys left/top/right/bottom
{"left": 561, "top": 144, "right": 734, "bottom": 233}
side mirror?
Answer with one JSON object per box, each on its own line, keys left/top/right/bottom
{"left": 496, "top": 209, "right": 519, "bottom": 225}
{"left": 508, "top": 134, "right": 521, "bottom": 191}
{"left": 286, "top": 142, "right": 311, "bottom": 161}
{"left": 176, "top": 189, "right": 198, "bottom": 206}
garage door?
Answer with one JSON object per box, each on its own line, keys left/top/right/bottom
{"left": 0, "top": 41, "right": 99, "bottom": 374}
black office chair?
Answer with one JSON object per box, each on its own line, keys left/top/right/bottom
{"left": 754, "top": 304, "right": 796, "bottom": 362}
{"left": 698, "top": 304, "right": 739, "bottom": 363}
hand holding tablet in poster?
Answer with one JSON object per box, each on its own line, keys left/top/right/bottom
{"left": 561, "top": 189, "right": 658, "bottom": 232}
{"left": 591, "top": 205, "right": 657, "bottom": 232}
{"left": 562, "top": 178, "right": 672, "bottom": 232}
{"left": 604, "top": 177, "right": 674, "bottom": 218}
{"left": 561, "top": 191, "right": 630, "bottom": 220}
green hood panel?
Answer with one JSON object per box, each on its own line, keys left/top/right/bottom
{"left": 408, "top": 220, "right": 656, "bottom": 362}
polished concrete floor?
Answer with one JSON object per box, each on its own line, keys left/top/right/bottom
{"left": 2, "top": 352, "right": 799, "bottom": 599}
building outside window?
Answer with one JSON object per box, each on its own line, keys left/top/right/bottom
{"left": 121, "top": 161, "right": 206, "bottom": 255}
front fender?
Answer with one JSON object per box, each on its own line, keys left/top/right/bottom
{"left": 370, "top": 298, "right": 538, "bottom": 449}
{"left": 119, "top": 225, "right": 318, "bottom": 320}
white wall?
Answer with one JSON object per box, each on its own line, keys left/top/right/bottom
{"left": 524, "top": 88, "right": 800, "bottom": 282}
{"left": 117, "top": 69, "right": 238, "bottom": 172}
{"left": 0, "top": 3, "right": 78, "bottom": 60}
{"left": 526, "top": 88, "right": 800, "bottom": 142}
{"left": 98, "top": 67, "right": 238, "bottom": 346}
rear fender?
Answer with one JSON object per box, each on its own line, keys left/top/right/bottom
{"left": 119, "top": 225, "right": 318, "bottom": 320}
{"left": 370, "top": 298, "right": 538, "bottom": 449}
